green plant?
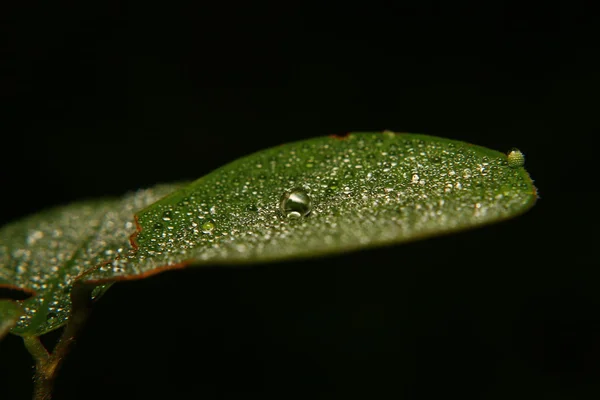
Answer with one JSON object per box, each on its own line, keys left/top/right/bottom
{"left": 0, "top": 132, "right": 536, "bottom": 399}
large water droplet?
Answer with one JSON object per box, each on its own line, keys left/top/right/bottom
{"left": 507, "top": 148, "right": 525, "bottom": 168}
{"left": 201, "top": 221, "right": 215, "bottom": 233}
{"left": 279, "top": 188, "right": 312, "bottom": 219}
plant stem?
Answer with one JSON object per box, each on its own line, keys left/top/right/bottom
{"left": 23, "top": 335, "right": 49, "bottom": 365}
{"left": 23, "top": 283, "right": 95, "bottom": 400}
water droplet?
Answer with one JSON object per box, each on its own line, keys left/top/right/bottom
{"left": 26, "top": 230, "right": 44, "bottom": 245}
{"left": 201, "top": 221, "right": 215, "bottom": 233}
{"left": 326, "top": 180, "right": 339, "bottom": 195}
{"left": 473, "top": 179, "right": 484, "bottom": 188}
{"left": 162, "top": 210, "right": 172, "bottom": 221}
{"left": 100, "top": 263, "right": 112, "bottom": 272}
{"left": 507, "top": 148, "right": 525, "bottom": 168}
{"left": 153, "top": 222, "right": 164, "bottom": 230}
{"left": 279, "top": 188, "right": 312, "bottom": 219}
{"left": 495, "top": 157, "right": 508, "bottom": 166}
{"left": 46, "top": 312, "right": 57, "bottom": 321}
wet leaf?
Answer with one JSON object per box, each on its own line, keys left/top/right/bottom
{"left": 83, "top": 132, "right": 537, "bottom": 280}
{"left": 0, "top": 132, "right": 537, "bottom": 338}
{"left": 0, "top": 184, "right": 181, "bottom": 336}
{"left": 0, "top": 300, "right": 21, "bottom": 340}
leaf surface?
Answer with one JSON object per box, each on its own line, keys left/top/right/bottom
{"left": 0, "top": 132, "right": 537, "bottom": 337}
{"left": 0, "top": 300, "right": 21, "bottom": 340}
{"left": 0, "top": 185, "right": 181, "bottom": 336}
{"left": 83, "top": 132, "right": 537, "bottom": 280}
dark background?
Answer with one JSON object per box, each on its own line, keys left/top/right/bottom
{"left": 1, "top": 2, "right": 599, "bottom": 399}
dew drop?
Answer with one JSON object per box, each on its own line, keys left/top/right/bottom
{"left": 279, "top": 188, "right": 312, "bottom": 219}
{"left": 507, "top": 148, "right": 525, "bottom": 168}
{"left": 202, "top": 221, "right": 215, "bottom": 232}
{"left": 99, "top": 263, "right": 112, "bottom": 272}
{"left": 326, "top": 180, "right": 339, "bottom": 195}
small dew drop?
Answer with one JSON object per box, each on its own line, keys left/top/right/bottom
{"left": 100, "top": 263, "right": 112, "bottom": 272}
{"left": 26, "top": 230, "right": 44, "bottom": 245}
{"left": 279, "top": 188, "right": 312, "bottom": 219}
{"left": 507, "top": 148, "right": 525, "bottom": 168}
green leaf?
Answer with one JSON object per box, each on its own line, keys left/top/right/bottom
{"left": 0, "top": 300, "right": 22, "bottom": 340}
{"left": 0, "top": 184, "right": 182, "bottom": 336}
{"left": 82, "top": 131, "right": 536, "bottom": 279}
{"left": 0, "top": 132, "right": 537, "bottom": 337}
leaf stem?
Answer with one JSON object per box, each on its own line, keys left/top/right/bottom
{"left": 22, "top": 335, "right": 49, "bottom": 365}
{"left": 23, "top": 283, "right": 95, "bottom": 400}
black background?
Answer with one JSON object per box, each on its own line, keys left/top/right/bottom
{"left": 1, "top": 2, "right": 599, "bottom": 399}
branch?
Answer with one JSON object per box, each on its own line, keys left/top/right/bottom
{"left": 23, "top": 282, "right": 95, "bottom": 400}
